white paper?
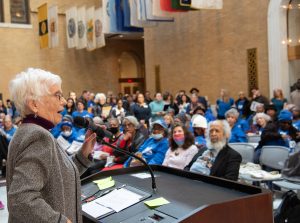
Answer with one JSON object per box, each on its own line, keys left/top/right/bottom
{"left": 95, "top": 188, "right": 142, "bottom": 212}
{"left": 82, "top": 200, "right": 112, "bottom": 218}
{"left": 131, "top": 172, "right": 156, "bottom": 179}
{"left": 67, "top": 141, "right": 83, "bottom": 154}
{"left": 93, "top": 151, "right": 110, "bottom": 160}
{"left": 57, "top": 135, "right": 71, "bottom": 151}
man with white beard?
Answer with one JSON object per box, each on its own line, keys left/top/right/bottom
{"left": 188, "top": 120, "right": 242, "bottom": 181}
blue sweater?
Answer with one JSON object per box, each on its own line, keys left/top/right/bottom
{"left": 229, "top": 124, "right": 247, "bottom": 143}
{"left": 124, "top": 137, "right": 169, "bottom": 167}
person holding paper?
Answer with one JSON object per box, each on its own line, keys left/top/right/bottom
{"left": 6, "top": 68, "right": 96, "bottom": 223}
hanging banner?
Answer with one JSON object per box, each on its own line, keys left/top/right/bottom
{"left": 86, "top": 6, "right": 96, "bottom": 51}
{"left": 94, "top": 7, "right": 106, "bottom": 48}
{"left": 77, "top": 6, "right": 87, "bottom": 49}
{"left": 102, "top": 0, "right": 111, "bottom": 34}
{"left": 145, "top": 0, "right": 174, "bottom": 21}
{"left": 48, "top": 5, "right": 59, "bottom": 48}
{"left": 65, "top": 7, "right": 78, "bottom": 48}
{"left": 129, "top": 0, "right": 157, "bottom": 27}
{"left": 38, "top": 3, "right": 48, "bottom": 49}
{"left": 191, "top": 0, "right": 223, "bottom": 9}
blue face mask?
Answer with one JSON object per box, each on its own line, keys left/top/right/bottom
{"left": 151, "top": 133, "right": 163, "bottom": 140}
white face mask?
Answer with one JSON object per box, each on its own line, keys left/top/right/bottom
{"left": 62, "top": 130, "right": 72, "bottom": 137}
{"left": 151, "top": 133, "right": 163, "bottom": 140}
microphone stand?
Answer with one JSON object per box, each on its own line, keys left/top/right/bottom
{"left": 99, "top": 139, "right": 157, "bottom": 192}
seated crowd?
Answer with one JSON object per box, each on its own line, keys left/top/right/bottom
{"left": 1, "top": 85, "right": 300, "bottom": 182}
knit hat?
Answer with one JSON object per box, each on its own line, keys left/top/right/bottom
{"left": 192, "top": 115, "right": 208, "bottom": 128}
{"left": 278, "top": 110, "right": 293, "bottom": 121}
{"left": 151, "top": 119, "right": 168, "bottom": 129}
{"left": 60, "top": 121, "right": 73, "bottom": 128}
{"left": 265, "top": 104, "right": 277, "bottom": 113}
{"left": 62, "top": 114, "right": 73, "bottom": 123}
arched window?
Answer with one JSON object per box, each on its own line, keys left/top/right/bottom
{"left": 287, "top": 0, "right": 300, "bottom": 46}
{"left": 10, "top": 0, "right": 30, "bottom": 24}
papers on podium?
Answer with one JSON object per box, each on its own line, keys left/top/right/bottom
{"left": 82, "top": 187, "right": 143, "bottom": 218}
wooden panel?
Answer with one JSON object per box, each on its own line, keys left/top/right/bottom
{"left": 155, "top": 65, "right": 161, "bottom": 93}
{"left": 247, "top": 48, "right": 258, "bottom": 96}
{"left": 181, "top": 193, "right": 273, "bottom": 223}
{"left": 288, "top": 45, "right": 300, "bottom": 60}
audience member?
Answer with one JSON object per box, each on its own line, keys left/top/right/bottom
{"left": 149, "top": 92, "right": 165, "bottom": 122}
{"left": 192, "top": 114, "right": 207, "bottom": 149}
{"left": 271, "top": 88, "right": 287, "bottom": 112}
{"left": 187, "top": 120, "right": 242, "bottom": 181}
{"left": 216, "top": 89, "right": 234, "bottom": 119}
{"left": 131, "top": 93, "right": 151, "bottom": 126}
{"left": 162, "top": 124, "right": 198, "bottom": 170}
{"left": 124, "top": 119, "right": 169, "bottom": 167}
{"left": 225, "top": 109, "right": 247, "bottom": 143}
{"left": 115, "top": 116, "right": 148, "bottom": 164}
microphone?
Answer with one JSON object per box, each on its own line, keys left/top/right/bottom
{"left": 73, "top": 116, "right": 114, "bottom": 141}
{"left": 74, "top": 116, "right": 157, "bottom": 191}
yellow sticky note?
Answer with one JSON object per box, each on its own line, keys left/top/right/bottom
{"left": 93, "top": 176, "right": 112, "bottom": 185}
{"left": 97, "top": 180, "right": 115, "bottom": 190}
{"left": 144, "top": 197, "right": 170, "bottom": 207}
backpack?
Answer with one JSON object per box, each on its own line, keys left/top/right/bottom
{"left": 274, "top": 190, "right": 300, "bottom": 223}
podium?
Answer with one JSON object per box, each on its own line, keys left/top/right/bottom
{"left": 81, "top": 165, "right": 273, "bottom": 223}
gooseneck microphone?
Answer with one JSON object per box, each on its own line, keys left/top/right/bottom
{"left": 74, "top": 116, "right": 157, "bottom": 191}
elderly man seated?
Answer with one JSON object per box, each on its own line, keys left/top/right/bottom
{"left": 186, "top": 120, "right": 242, "bottom": 181}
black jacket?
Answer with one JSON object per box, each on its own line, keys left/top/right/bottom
{"left": 186, "top": 144, "right": 242, "bottom": 181}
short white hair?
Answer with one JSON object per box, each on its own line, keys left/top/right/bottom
{"left": 253, "top": 112, "right": 271, "bottom": 124}
{"left": 206, "top": 120, "right": 231, "bottom": 141}
{"left": 123, "top": 116, "right": 139, "bottom": 129}
{"left": 9, "top": 68, "right": 61, "bottom": 117}
{"left": 225, "top": 108, "right": 239, "bottom": 119}
{"left": 95, "top": 93, "right": 106, "bottom": 102}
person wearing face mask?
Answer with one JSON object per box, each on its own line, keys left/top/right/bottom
{"left": 123, "top": 119, "right": 169, "bottom": 167}
{"left": 192, "top": 114, "right": 207, "bottom": 149}
{"left": 58, "top": 121, "right": 77, "bottom": 144}
{"left": 162, "top": 124, "right": 198, "bottom": 170}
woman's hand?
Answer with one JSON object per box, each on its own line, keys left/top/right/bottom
{"left": 67, "top": 219, "right": 72, "bottom": 223}
{"left": 81, "top": 130, "right": 97, "bottom": 159}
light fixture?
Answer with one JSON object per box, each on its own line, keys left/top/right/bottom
{"left": 281, "top": 5, "right": 288, "bottom": 9}
{"left": 281, "top": 40, "right": 286, "bottom": 44}
{"left": 288, "top": 39, "right": 292, "bottom": 43}
{"left": 119, "top": 34, "right": 124, "bottom": 38}
{"left": 15, "top": 11, "right": 23, "bottom": 17}
{"left": 298, "top": 39, "right": 300, "bottom": 43}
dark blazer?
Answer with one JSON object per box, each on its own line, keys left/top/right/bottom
{"left": 210, "top": 144, "right": 242, "bottom": 181}
{"left": 186, "top": 144, "right": 242, "bottom": 181}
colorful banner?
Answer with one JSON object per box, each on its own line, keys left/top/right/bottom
{"left": 145, "top": 0, "right": 174, "bottom": 21}
{"left": 38, "top": 3, "right": 48, "bottom": 49}
{"left": 108, "top": 0, "right": 118, "bottom": 33}
{"left": 77, "top": 6, "right": 87, "bottom": 49}
{"left": 66, "top": 6, "right": 78, "bottom": 48}
{"left": 160, "top": 0, "right": 186, "bottom": 12}
{"left": 94, "top": 7, "right": 106, "bottom": 48}
{"left": 86, "top": 6, "right": 96, "bottom": 51}
{"left": 116, "top": 0, "right": 143, "bottom": 32}
{"left": 102, "top": 0, "right": 111, "bottom": 34}
{"left": 191, "top": 0, "right": 223, "bottom": 9}
{"left": 129, "top": 0, "right": 157, "bottom": 27}
{"left": 152, "top": 0, "right": 173, "bottom": 17}
{"left": 48, "top": 5, "right": 59, "bottom": 48}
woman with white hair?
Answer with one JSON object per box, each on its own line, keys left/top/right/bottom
{"left": 7, "top": 68, "right": 96, "bottom": 223}
{"left": 248, "top": 112, "right": 271, "bottom": 135}
{"left": 115, "top": 116, "right": 148, "bottom": 164}
{"left": 92, "top": 93, "right": 112, "bottom": 121}
{"left": 225, "top": 108, "right": 247, "bottom": 143}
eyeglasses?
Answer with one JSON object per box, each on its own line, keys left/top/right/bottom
{"left": 53, "top": 92, "right": 64, "bottom": 101}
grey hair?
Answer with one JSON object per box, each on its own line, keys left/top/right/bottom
{"left": 206, "top": 120, "right": 231, "bottom": 141}
{"left": 95, "top": 93, "right": 106, "bottom": 102}
{"left": 253, "top": 112, "right": 271, "bottom": 124}
{"left": 225, "top": 108, "right": 239, "bottom": 119}
{"left": 9, "top": 68, "right": 61, "bottom": 117}
{"left": 123, "top": 116, "right": 139, "bottom": 129}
